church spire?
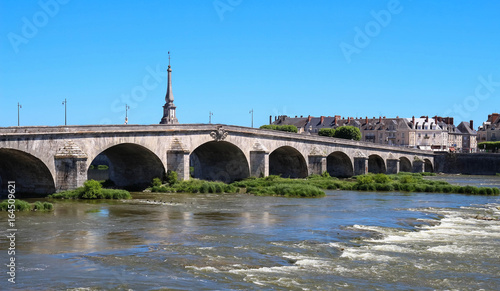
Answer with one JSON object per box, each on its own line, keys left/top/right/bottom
{"left": 160, "top": 52, "right": 179, "bottom": 124}
{"left": 165, "top": 63, "right": 174, "bottom": 104}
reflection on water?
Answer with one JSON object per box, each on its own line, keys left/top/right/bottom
{"left": 0, "top": 176, "right": 499, "bottom": 290}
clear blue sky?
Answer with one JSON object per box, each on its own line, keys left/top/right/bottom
{"left": 1, "top": 0, "right": 499, "bottom": 128}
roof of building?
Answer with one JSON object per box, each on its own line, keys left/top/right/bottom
{"left": 272, "top": 115, "right": 477, "bottom": 136}
{"left": 457, "top": 121, "right": 477, "bottom": 135}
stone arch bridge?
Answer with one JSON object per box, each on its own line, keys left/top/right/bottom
{"left": 0, "top": 124, "right": 435, "bottom": 195}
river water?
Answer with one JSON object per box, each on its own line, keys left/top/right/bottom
{"left": 1, "top": 176, "right": 500, "bottom": 290}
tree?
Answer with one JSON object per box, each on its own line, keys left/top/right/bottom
{"left": 318, "top": 128, "right": 336, "bottom": 137}
{"left": 334, "top": 126, "right": 361, "bottom": 141}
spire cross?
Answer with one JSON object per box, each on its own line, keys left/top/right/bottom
{"left": 168, "top": 51, "right": 171, "bottom": 66}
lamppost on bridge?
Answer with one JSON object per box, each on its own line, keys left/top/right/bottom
{"left": 62, "top": 98, "right": 67, "bottom": 125}
{"left": 249, "top": 109, "right": 254, "bottom": 128}
{"left": 209, "top": 111, "right": 213, "bottom": 124}
{"left": 125, "top": 104, "right": 130, "bottom": 124}
{"left": 17, "top": 102, "right": 22, "bottom": 126}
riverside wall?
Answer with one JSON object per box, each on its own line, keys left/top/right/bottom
{"left": 434, "top": 153, "right": 500, "bottom": 175}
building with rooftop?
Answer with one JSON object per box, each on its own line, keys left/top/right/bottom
{"left": 271, "top": 115, "right": 477, "bottom": 152}
{"left": 477, "top": 113, "right": 500, "bottom": 142}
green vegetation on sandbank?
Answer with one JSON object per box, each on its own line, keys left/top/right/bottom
{"left": 48, "top": 180, "right": 132, "bottom": 200}
{"left": 148, "top": 172, "right": 324, "bottom": 198}
{"left": 148, "top": 171, "right": 499, "bottom": 197}
{"left": 150, "top": 178, "right": 238, "bottom": 194}
{"left": 0, "top": 199, "right": 53, "bottom": 212}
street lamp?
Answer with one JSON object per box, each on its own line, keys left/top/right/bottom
{"left": 249, "top": 109, "right": 254, "bottom": 128}
{"left": 17, "top": 103, "right": 22, "bottom": 126}
{"left": 125, "top": 104, "right": 130, "bottom": 124}
{"left": 209, "top": 111, "right": 213, "bottom": 124}
{"left": 62, "top": 98, "right": 67, "bottom": 125}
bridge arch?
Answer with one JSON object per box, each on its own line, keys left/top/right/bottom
{"left": 424, "top": 159, "right": 434, "bottom": 172}
{"left": 269, "top": 146, "right": 308, "bottom": 178}
{"left": 399, "top": 157, "right": 412, "bottom": 173}
{"left": 327, "top": 151, "right": 354, "bottom": 178}
{"left": 190, "top": 141, "right": 250, "bottom": 183}
{"left": 0, "top": 148, "right": 55, "bottom": 196}
{"left": 368, "top": 154, "right": 386, "bottom": 174}
{"left": 91, "top": 143, "right": 165, "bottom": 189}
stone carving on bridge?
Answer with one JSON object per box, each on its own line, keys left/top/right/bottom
{"left": 252, "top": 141, "right": 268, "bottom": 152}
{"left": 55, "top": 140, "right": 87, "bottom": 159}
{"left": 354, "top": 151, "right": 367, "bottom": 158}
{"left": 169, "top": 138, "right": 189, "bottom": 153}
{"left": 210, "top": 126, "right": 228, "bottom": 142}
{"left": 309, "top": 146, "right": 325, "bottom": 156}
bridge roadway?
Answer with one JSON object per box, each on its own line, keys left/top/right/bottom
{"left": 0, "top": 124, "right": 435, "bottom": 194}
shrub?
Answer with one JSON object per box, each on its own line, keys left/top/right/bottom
{"left": 49, "top": 181, "right": 131, "bottom": 200}
{"left": 478, "top": 141, "right": 500, "bottom": 152}
{"left": 420, "top": 172, "right": 437, "bottom": 176}
{"left": 376, "top": 183, "right": 394, "bottom": 191}
{"left": 414, "top": 184, "right": 427, "bottom": 192}
{"left": 0, "top": 199, "right": 31, "bottom": 211}
{"left": 32, "top": 201, "right": 44, "bottom": 211}
{"left": 399, "top": 175, "right": 414, "bottom": 184}
{"left": 373, "top": 173, "right": 391, "bottom": 184}
{"left": 0, "top": 200, "right": 53, "bottom": 212}
{"left": 43, "top": 202, "right": 54, "bottom": 210}
{"left": 80, "top": 180, "right": 103, "bottom": 199}
{"left": 462, "top": 185, "right": 479, "bottom": 194}
{"left": 424, "top": 185, "right": 436, "bottom": 192}
{"left": 268, "top": 184, "right": 324, "bottom": 197}
{"left": 97, "top": 165, "right": 109, "bottom": 170}
{"left": 101, "top": 189, "right": 132, "bottom": 199}
{"left": 319, "top": 128, "right": 336, "bottom": 137}
{"left": 321, "top": 171, "right": 331, "bottom": 178}
{"left": 356, "top": 175, "right": 374, "bottom": 184}
{"left": 166, "top": 170, "right": 178, "bottom": 185}
{"left": 259, "top": 124, "right": 298, "bottom": 133}
{"left": 152, "top": 177, "right": 162, "bottom": 187}
{"left": 200, "top": 183, "right": 210, "bottom": 193}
